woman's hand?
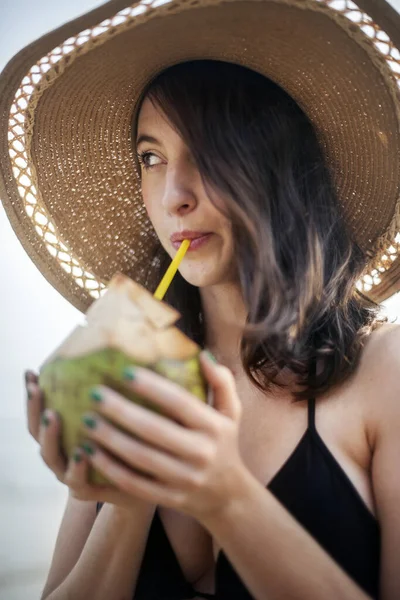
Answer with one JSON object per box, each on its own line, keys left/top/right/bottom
{"left": 78, "top": 350, "right": 247, "bottom": 522}
{"left": 24, "top": 370, "right": 156, "bottom": 511}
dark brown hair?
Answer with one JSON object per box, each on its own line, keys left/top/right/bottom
{"left": 135, "top": 60, "right": 387, "bottom": 400}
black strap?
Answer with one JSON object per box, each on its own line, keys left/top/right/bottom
{"left": 308, "top": 397, "right": 316, "bottom": 431}
{"left": 308, "top": 355, "right": 317, "bottom": 431}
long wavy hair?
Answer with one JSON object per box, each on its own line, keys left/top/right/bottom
{"left": 133, "top": 60, "right": 387, "bottom": 401}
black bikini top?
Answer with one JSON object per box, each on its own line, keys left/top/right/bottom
{"left": 97, "top": 396, "right": 380, "bottom": 599}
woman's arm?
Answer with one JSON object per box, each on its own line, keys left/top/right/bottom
{"left": 201, "top": 469, "right": 369, "bottom": 600}
{"left": 364, "top": 325, "right": 400, "bottom": 600}
{"left": 371, "top": 402, "right": 400, "bottom": 600}
{"left": 43, "top": 499, "right": 156, "bottom": 600}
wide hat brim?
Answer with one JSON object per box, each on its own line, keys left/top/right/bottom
{"left": 0, "top": 0, "right": 400, "bottom": 313}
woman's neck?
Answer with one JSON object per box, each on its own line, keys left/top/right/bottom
{"left": 199, "top": 284, "right": 299, "bottom": 396}
{"left": 200, "top": 282, "right": 247, "bottom": 375}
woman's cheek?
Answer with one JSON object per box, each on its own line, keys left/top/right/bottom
{"left": 141, "top": 197, "right": 172, "bottom": 256}
{"left": 141, "top": 190, "right": 156, "bottom": 223}
{"left": 141, "top": 180, "right": 162, "bottom": 218}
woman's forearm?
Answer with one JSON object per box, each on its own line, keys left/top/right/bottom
{"left": 201, "top": 468, "right": 370, "bottom": 600}
{"left": 43, "top": 501, "right": 157, "bottom": 600}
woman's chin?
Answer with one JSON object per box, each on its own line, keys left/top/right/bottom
{"left": 178, "top": 266, "right": 230, "bottom": 288}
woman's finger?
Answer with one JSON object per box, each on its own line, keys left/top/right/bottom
{"left": 65, "top": 446, "right": 158, "bottom": 509}
{"left": 38, "top": 410, "right": 67, "bottom": 481}
{"left": 59, "top": 447, "right": 119, "bottom": 500}
{"left": 199, "top": 352, "right": 242, "bottom": 422}
{"left": 63, "top": 448, "right": 97, "bottom": 493}
{"left": 81, "top": 413, "right": 211, "bottom": 484}
{"left": 26, "top": 382, "right": 43, "bottom": 442}
{"left": 88, "top": 390, "right": 212, "bottom": 462}
{"left": 83, "top": 442, "right": 181, "bottom": 507}
{"left": 24, "top": 370, "right": 38, "bottom": 386}
{"left": 99, "top": 368, "right": 216, "bottom": 433}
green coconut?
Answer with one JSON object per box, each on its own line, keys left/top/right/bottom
{"left": 38, "top": 273, "right": 208, "bottom": 485}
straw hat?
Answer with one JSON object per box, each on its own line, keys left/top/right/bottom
{"left": 0, "top": 0, "right": 400, "bottom": 313}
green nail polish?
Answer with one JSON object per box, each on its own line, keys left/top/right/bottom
{"left": 82, "top": 414, "right": 97, "bottom": 429}
{"left": 89, "top": 389, "right": 103, "bottom": 403}
{"left": 82, "top": 442, "right": 95, "bottom": 456}
{"left": 27, "top": 383, "right": 35, "bottom": 400}
{"left": 206, "top": 350, "right": 218, "bottom": 363}
{"left": 123, "top": 366, "right": 136, "bottom": 381}
{"left": 41, "top": 413, "right": 50, "bottom": 427}
{"left": 73, "top": 451, "right": 82, "bottom": 463}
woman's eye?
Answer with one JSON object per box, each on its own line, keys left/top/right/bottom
{"left": 137, "top": 151, "right": 161, "bottom": 171}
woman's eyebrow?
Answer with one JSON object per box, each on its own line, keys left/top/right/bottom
{"left": 136, "top": 134, "right": 160, "bottom": 147}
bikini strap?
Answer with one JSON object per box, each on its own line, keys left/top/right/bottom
{"left": 308, "top": 355, "right": 317, "bottom": 431}
{"left": 308, "top": 397, "right": 316, "bottom": 431}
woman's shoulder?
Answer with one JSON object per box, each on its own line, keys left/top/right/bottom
{"left": 358, "top": 321, "right": 400, "bottom": 374}
{"left": 356, "top": 321, "right": 400, "bottom": 447}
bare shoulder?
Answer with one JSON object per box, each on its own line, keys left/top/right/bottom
{"left": 355, "top": 321, "right": 400, "bottom": 446}
{"left": 356, "top": 321, "right": 400, "bottom": 387}
{"left": 359, "top": 320, "right": 400, "bottom": 358}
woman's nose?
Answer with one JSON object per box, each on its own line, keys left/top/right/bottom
{"left": 162, "top": 161, "right": 199, "bottom": 216}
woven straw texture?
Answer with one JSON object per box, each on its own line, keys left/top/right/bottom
{"left": 0, "top": 0, "right": 400, "bottom": 313}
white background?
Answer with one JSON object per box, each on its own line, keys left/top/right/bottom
{"left": 1, "top": 1, "right": 400, "bottom": 599}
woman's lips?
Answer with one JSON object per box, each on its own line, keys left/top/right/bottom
{"left": 172, "top": 233, "right": 213, "bottom": 251}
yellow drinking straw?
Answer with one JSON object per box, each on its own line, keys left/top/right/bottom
{"left": 153, "top": 239, "right": 191, "bottom": 300}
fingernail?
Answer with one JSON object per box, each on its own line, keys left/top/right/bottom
{"left": 89, "top": 388, "right": 103, "bottom": 403}
{"left": 123, "top": 366, "right": 136, "bottom": 381}
{"left": 82, "top": 414, "right": 97, "bottom": 429}
{"left": 205, "top": 350, "right": 218, "bottom": 363}
{"left": 82, "top": 441, "right": 95, "bottom": 456}
{"left": 27, "top": 382, "right": 36, "bottom": 400}
{"left": 73, "top": 450, "right": 82, "bottom": 463}
{"left": 41, "top": 411, "right": 50, "bottom": 427}
{"left": 25, "top": 370, "right": 37, "bottom": 385}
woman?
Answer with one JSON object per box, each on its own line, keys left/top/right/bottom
{"left": 2, "top": 1, "right": 400, "bottom": 599}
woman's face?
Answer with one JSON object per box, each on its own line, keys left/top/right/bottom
{"left": 136, "top": 96, "right": 237, "bottom": 288}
